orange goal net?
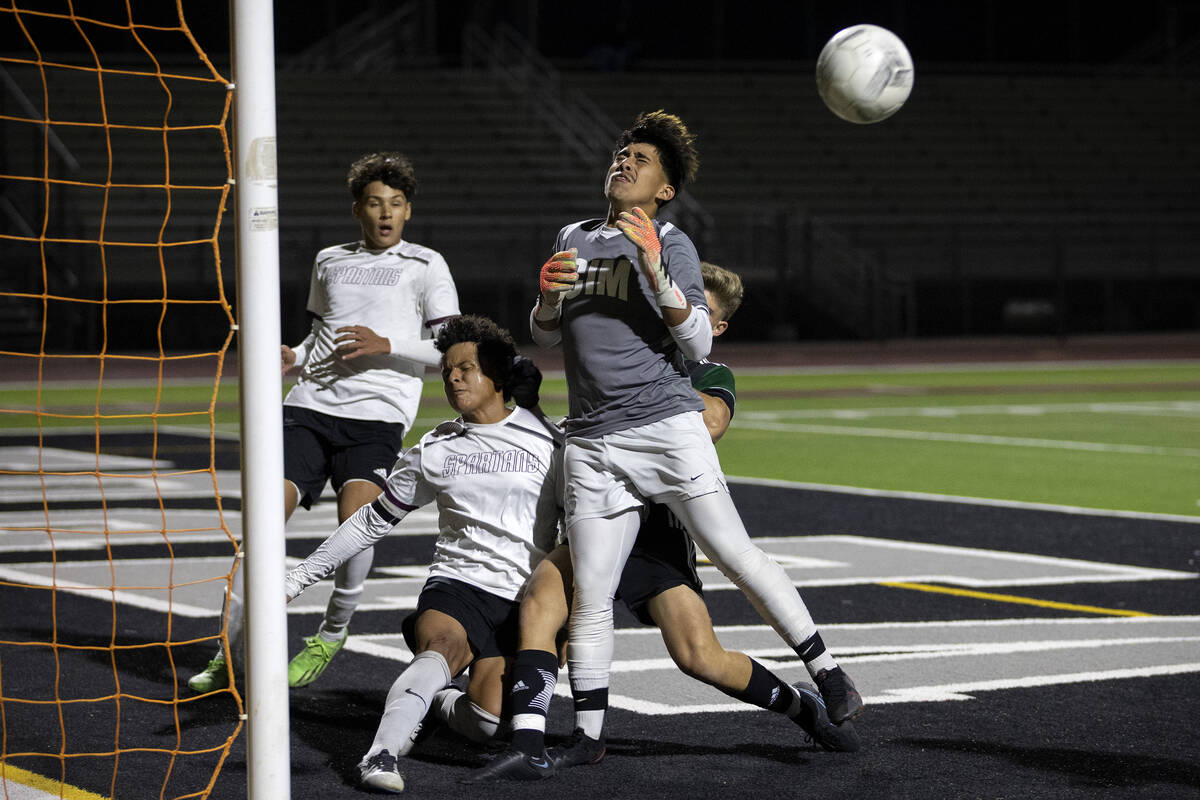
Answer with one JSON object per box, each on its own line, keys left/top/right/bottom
{"left": 1, "top": 2, "right": 242, "bottom": 797}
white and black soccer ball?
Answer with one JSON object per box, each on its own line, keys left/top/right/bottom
{"left": 815, "top": 24, "right": 914, "bottom": 124}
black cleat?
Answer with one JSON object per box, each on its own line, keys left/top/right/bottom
{"left": 791, "top": 682, "right": 861, "bottom": 753}
{"left": 547, "top": 727, "right": 606, "bottom": 768}
{"left": 814, "top": 666, "right": 864, "bottom": 724}
{"left": 461, "top": 748, "right": 556, "bottom": 783}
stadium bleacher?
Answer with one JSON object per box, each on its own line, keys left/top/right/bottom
{"left": 5, "top": 22, "right": 1197, "bottom": 344}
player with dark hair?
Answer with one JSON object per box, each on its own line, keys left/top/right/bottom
{"left": 468, "top": 263, "right": 857, "bottom": 782}
{"left": 471, "top": 111, "right": 862, "bottom": 779}
{"left": 188, "top": 151, "right": 460, "bottom": 693}
{"left": 283, "top": 314, "right": 561, "bottom": 793}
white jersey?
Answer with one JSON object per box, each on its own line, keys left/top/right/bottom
{"left": 283, "top": 406, "right": 563, "bottom": 603}
{"left": 283, "top": 239, "right": 460, "bottom": 429}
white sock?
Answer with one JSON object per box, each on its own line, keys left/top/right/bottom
{"left": 366, "top": 651, "right": 451, "bottom": 759}
{"left": 429, "top": 687, "right": 501, "bottom": 747}
{"left": 805, "top": 652, "right": 838, "bottom": 677}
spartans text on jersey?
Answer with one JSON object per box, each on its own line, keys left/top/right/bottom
{"left": 442, "top": 449, "right": 545, "bottom": 478}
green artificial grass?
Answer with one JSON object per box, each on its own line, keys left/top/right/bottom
{"left": 4, "top": 361, "right": 1196, "bottom": 517}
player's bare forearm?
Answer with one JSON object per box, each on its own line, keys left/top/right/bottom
{"left": 533, "top": 314, "right": 561, "bottom": 332}
{"left": 334, "top": 325, "right": 390, "bottom": 360}
{"left": 662, "top": 305, "right": 691, "bottom": 326}
{"left": 699, "top": 391, "right": 731, "bottom": 442}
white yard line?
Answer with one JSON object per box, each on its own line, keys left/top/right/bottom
{"left": 739, "top": 400, "right": 1200, "bottom": 419}
{"left": 726, "top": 475, "right": 1200, "bottom": 524}
{"left": 731, "top": 419, "right": 1200, "bottom": 458}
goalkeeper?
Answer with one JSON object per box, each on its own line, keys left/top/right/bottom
{"left": 472, "top": 112, "right": 863, "bottom": 779}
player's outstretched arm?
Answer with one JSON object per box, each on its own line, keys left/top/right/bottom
{"left": 283, "top": 500, "right": 403, "bottom": 601}
{"left": 335, "top": 324, "right": 444, "bottom": 367}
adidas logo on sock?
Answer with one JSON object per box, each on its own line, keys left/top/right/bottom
{"left": 511, "top": 680, "right": 530, "bottom": 693}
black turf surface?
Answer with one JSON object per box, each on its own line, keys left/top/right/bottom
{"left": 3, "top": 478, "right": 1198, "bottom": 800}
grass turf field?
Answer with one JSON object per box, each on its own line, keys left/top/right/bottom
{"left": 7, "top": 359, "right": 1196, "bottom": 518}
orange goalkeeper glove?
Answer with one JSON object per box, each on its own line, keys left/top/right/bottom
{"left": 616, "top": 206, "right": 687, "bottom": 310}
{"left": 537, "top": 248, "right": 579, "bottom": 317}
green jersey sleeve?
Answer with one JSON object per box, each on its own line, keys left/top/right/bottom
{"left": 686, "top": 359, "right": 736, "bottom": 418}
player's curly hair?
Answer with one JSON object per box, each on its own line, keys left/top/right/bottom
{"left": 701, "top": 262, "right": 744, "bottom": 321}
{"left": 347, "top": 151, "right": 418, "bottom": 201}
{"left": 434, "top": 315, "right": 517, "bottom": 400}
{"left": 615, "top": 109, "right": 700, "bottom": 197}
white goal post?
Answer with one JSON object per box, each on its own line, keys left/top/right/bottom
{"left": 231, "top": 0, "right": 290, "bottom": 796}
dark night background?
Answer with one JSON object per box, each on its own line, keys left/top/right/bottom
{"left": 3, "top": 1, "right": 1199, "bottom": 347}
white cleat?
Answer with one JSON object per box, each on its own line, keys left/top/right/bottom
{"left": 358, "top": 749, "right": 406, "bottom": 793}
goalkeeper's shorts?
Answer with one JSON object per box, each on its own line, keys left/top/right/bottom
{"left": 563, "top": 410, "right": 726, "bottom": 524}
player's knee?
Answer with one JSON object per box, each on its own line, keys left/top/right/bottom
{"left": 520, "top": 591, "right": 567, "bottom": 639}
{"left": 670, "top": 638, "right": 725, "bottom": 685}
{"left": 417, "top": 632, "right": 471, "bottom": 673}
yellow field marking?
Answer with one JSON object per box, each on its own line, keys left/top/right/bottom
{"left": 0, "top": 764, "right": 109, "bottom": 800}
{"left": 880, "top": 581, "right": 1155, "bottom": 617}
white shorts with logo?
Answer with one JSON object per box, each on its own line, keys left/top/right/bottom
{"left": 563, "top": 411, "right": 726, "bottom": 523}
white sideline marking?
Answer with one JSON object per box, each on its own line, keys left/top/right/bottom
{"left": 862, "top": 663, "right": 1200, "bottom": 705}
{"left": 0, "top": 446, "right": 169, "bottom": 471}
{"left": 727, "top": 475, "right": 1200, "bottom": 525}
{"left": 342, "top": 619, "right": 1200, "bottom": 715}
{"left": 607, "top": 664, "right": 1200, "bottom": 714}
{"left": 731, "top": 419, "right": 1200, "bottom": 458}
{"left": 4, "top": 536, "right": 1191, "bottom": 621}
{"left": 0, "top": 494, "right": 441, "bottom": 552}
{"left": 739, "top": 400, "right": 1200, "bottom": 420}
{"left": 602, "top": 616, "right": 1200, "bottom": 714}
{"left": 727, "top": 359, "right": 1200, "bottom": 376}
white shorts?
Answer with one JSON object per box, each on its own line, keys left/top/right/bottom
{"left": 563, "top": 411, "right": 727, "bottom": 522}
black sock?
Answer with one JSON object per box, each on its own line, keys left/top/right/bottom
{"left": 794, "top": 631, "right": 827, "bottom": 663}
{"left": 727, "top": 658, "right": 794, "bottom": 713}
{"left": 509, "top": 649, "right": 559, "bottom": 754}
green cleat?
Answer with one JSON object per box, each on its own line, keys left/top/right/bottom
{"left": 187, "top": 656, "right": 230, "bottom": 693}
{"left": 288, "top": 630, "right": 347, "bottom": 687}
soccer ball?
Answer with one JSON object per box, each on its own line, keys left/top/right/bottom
{"left": 815, "top": 24, "right": 914, "bottom": 124}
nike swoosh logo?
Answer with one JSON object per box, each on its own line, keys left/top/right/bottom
{"left": 689, "top": 473, "right": 703, "bottom": 481}
{"left": 530, "top": 757, "right": 550, "bottom": 769}
{"left": 405, "top": 688, "right": 429, "bottom": 710}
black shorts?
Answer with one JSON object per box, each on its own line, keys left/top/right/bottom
{"left": 401, "top": 577, "right": 520, "bottom": 665}
{"left": 283, "top": 405, "right": 406, "bottom": 509}
{"left": 616, "top": 504, "right": 704, "bottom": 626}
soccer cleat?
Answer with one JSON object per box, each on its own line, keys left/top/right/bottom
{"left": 187, "top": 656, "right": 229, "bottom": 693}
{"left": 791, "top": 682, "right": 861, "bottom": 753}
{"left": 287, "top": 630, "right": 347, "bottom": 688}
{"left": 460, "top": 748, "right": 556, "bottom": 783}
{"left": 358, "top": 749, "right": 405, "bottom": 793}
{"left": 547, "top": 727, "right": 606, "bottom": 768}
{"left": 814, "top": 666, "right": 864, "bottom": 724}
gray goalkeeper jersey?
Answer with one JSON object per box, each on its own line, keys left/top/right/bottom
{"left": 553, "top": 218, "right": 707, "bottom": 438}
